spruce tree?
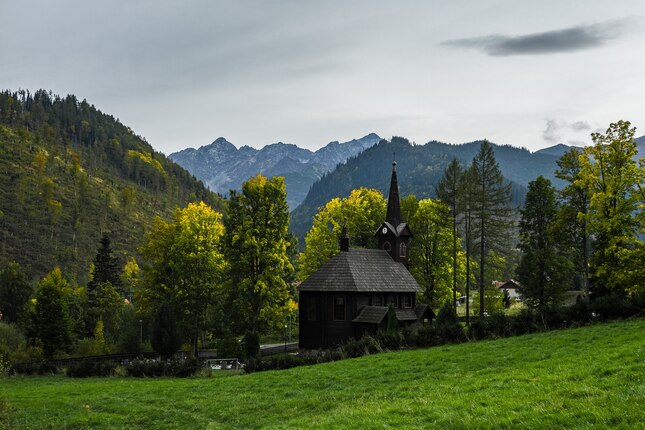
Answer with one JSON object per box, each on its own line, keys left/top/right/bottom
{"left": 437, "top": 158, "right": 463, "bottom": 308}
{"left": 517, "top": 176, "right": 571, "bottom": 314}
{"left": 470, "top": 141, "right": 513, "bottom": 318}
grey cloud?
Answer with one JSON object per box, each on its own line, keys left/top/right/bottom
{"left": 442, "top": 21, "right": 625, "bottom": 56}
{"left": 543, "top": 119, "right": 593, "bottom": 145}
{"left": 543, "top": 119, "right": 561, "bottom": 144}
{"left": 571, "top": 121, "right": 591, "bottom": 131}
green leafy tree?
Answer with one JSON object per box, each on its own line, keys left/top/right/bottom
{"left": 223, "top": 175, "right": 295, "bottom": 356}
{"left": 298, "top": 187, "right": 385, "bottom": 279}
{"left": 470, "top": 141, "right": 513, "bottom": 318}
{"left": 150, "top": 302, "right": 182, "bottom": 359}
{"left": 33, "top": 267, "right": 73, "bottom": 358}
{"left": 0, "top": 261, "right": 33, "bottom": 324}
{"left": 406, "top": 197, "right": 464, "bottom": 309}
{"left": 436, "top": 158, "right": 463, "bottom": 307}
{"left": 116, "top": 305, "right": 143, "bottom": 353}
{"left": 517, "top": 176, "right": 572, "bottom": 314}
{"left": 555, "top": 148, "right": 591, "bottom": 297}
{"left": 577, "top": 121, "right": 645, "bottom": 295}
{"left": 139, "top": 201, "right": 226, "bottom": 356}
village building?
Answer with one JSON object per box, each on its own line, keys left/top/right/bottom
{"left": 298, "top": 161, "right": 433, "bottom": 349}
{"left": 494, "top": 279, "right": 522, "bottom": 300}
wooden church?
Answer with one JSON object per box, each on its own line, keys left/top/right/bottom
{"left": 298, "top": 161, "right": 433, "bottom": 349}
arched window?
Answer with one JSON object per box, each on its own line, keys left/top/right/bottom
{"left": 383, "top": 241, "right": 391, "bottom": 251}
{"left": 400, "top": 242, "right": 406, "bottom": 257}
{"left": 334, "top": 296, "right": 345, "bottom": 320}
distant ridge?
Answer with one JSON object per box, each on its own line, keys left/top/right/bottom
{"left": 169, "top": 133, "right": 381, "bottom": 208}
{"left": 289, "top": 134, "right": 645, "bottom": 244}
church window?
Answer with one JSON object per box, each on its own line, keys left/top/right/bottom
{"left": 383, "top": 241, "right": 391, "bottom": 251}
{"left": 400, "top": 242, "right": 407, "bottom": 257}
{"left": 374, "top": 295, "right": 383, "bottom": 306}
{"left": 387, "top": 295, "right": 397, "bottom": 307}
{"left": 307, "top": 297, "right": 317, "bottom": 321}
{"left": 334, "top": 296, "right": 345, "bottom": 320}
{"left": 403, "top": 295, "right": 412, "bottom": 308}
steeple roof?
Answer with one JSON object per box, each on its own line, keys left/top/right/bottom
{"left": 386, "top": 160, "right": 402, "bottom": 227}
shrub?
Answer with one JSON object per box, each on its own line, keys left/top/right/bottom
{"left": 66, "top": 360, "right": 118, "bottom": 377}
{"left": 435, "top": 302, "right": 465, "bottom": 342}
{"left": 488, "top": 311, "right": 511, "bottom": 338}
{"left": 214, "top": 336, "right": 243, "bottom": 358}
{"left": 125, "top": 357, "right": 199, "bottom": 377}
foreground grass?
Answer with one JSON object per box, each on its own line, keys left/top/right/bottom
{"left": 1, "top": 319, "right": 643, "bottom": 429}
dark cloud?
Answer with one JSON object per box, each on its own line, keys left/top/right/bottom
{"left": 442, "top": 21, "right": 625, "bottom": 56}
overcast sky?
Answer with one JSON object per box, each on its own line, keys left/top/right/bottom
{"left": 1, "top": 1, "right": 644, "bottom": 154}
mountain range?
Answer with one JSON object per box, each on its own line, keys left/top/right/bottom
{"left": 169, "top": 133, "right": 382, "bottom": 208}
{"left": 289, "top": 135, "right": 645, "bottom": 244}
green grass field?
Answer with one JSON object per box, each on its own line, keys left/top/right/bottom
{"left": 1, "top": 318, "right": 644, "bottom": 429}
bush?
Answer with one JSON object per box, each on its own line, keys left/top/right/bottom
{"left": 214, "top": 336, "right": 243, "bottom": 358}
{"left": 488, "top": 311, "right": 511, "bottom": 338}
{"left": 435, "top": 302, "right": 465, "bottom": 342}
{"left": 66, "top": 360, "right": 118, "bottom": 377}
{"left": 125, "top": 357, "right": 199, "bottom": 377}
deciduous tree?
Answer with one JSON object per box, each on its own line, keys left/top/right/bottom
{"left": 223, "top": 175, "right": 295, "bottom": 356}
{"left": 139, "top": 201, "right": 226, "bottom": 356}
{"left": 33, "top": 267, "right": 73, "bottom": 358}
{"left": 577, "top": 121, "right": 644, "bottom": 295}
{"left": 298, "top": 188, "right": 385, "bottom": 280}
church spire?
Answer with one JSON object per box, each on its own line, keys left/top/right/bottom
{"left": 385, "top": 159, "right": 402, "bottom": 227}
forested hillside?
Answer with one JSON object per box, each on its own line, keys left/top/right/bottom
{"left": 0, "top": 90, "right": 225, "bottom": 283}
{"left": 290, "top": 137, "right": 539, "bottom": 242}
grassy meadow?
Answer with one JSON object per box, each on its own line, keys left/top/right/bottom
{"left": 1, "top": 318, "right": 643, "bottom": 429}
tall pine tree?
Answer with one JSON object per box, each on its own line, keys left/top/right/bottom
{"left": 470, "top": 141, "right": 513, "bottom": 318}
{"left": 437, "top": 158, "right": 463, "bottom": 307}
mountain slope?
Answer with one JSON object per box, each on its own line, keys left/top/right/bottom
{"left": 169, "top": 133, "right": 381, "bottom": 208}
{"left": 0, "top": 89, "right": 225, "bottom": 283}
{"left": 290, "top": 137, "right": 563, "bottom": 242}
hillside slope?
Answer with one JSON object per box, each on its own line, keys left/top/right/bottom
{"left": 1, "top": 318, "right": 643, "bottom": 429}
{"left": 0, "top": 90, "right": 225, "bottom": 283}
{"left": 290, "top": 137, "right": 550, "bottom": 241}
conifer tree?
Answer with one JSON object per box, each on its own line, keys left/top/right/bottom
{"left": 470, "top": 141, "right": 513, "bottom": 318}
{"left": 437, "top": 158, "right": 463, "bottom": 307}
{"left": 517, "top": 176, "right": 571, "bottom": 314}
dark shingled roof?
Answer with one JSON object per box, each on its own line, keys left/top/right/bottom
{"left": 395, "top": 308, "right": 418, "bottom": 321}
{"left": 298, "top": 249, "right": 421, "bottom": 292}
{"left": 352, "top": 306, "right": 388, "bottom": 324}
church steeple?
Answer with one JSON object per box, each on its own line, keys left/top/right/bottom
{"left": 385, "top": 160, "right": 402, "bottom": 227}
{"left": 374, "top": 159, "right": 413, "bottom": 268}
